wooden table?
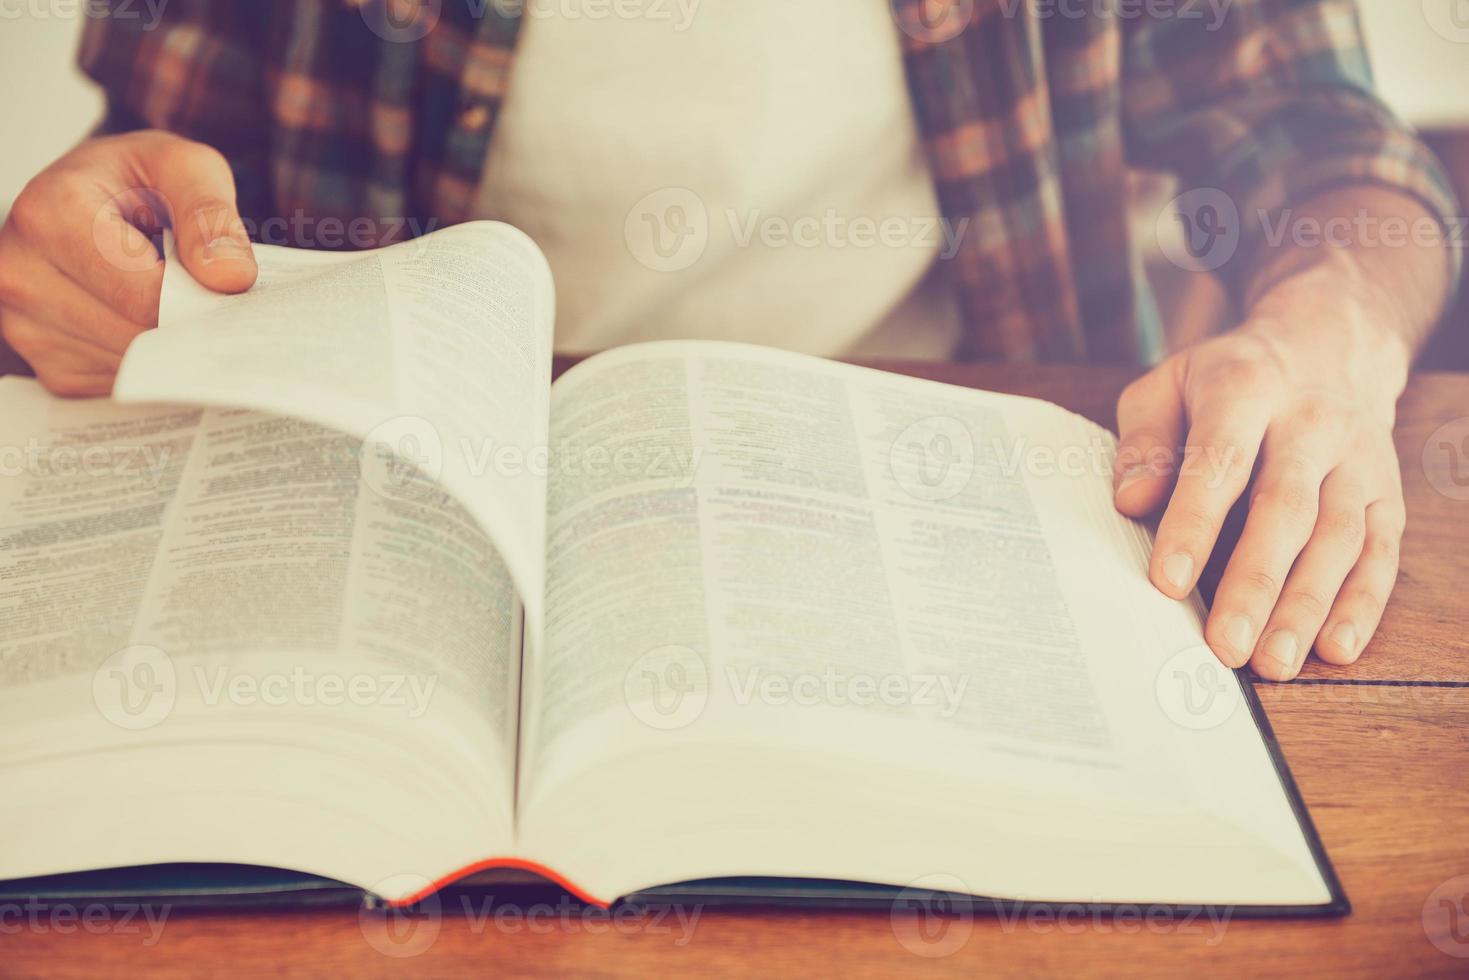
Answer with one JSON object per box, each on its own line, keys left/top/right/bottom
{"left": 4, "top": 361, "right": 1467, "bottom": 978}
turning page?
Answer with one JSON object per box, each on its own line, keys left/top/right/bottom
{"left": 1, "top": 224, "right": 557, "bottom": 897}
{"left": 111, "top": 222, "right": 555, "bottom": 637}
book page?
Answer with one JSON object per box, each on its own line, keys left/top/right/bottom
{"left": 0, "top": 378, "right": 519, "bottom": 900}
{"left": 515, "top": 341, "right": 1330, "bottom": 907}
{"left": 111, "top": 222, "right": 554, "bottom": 639}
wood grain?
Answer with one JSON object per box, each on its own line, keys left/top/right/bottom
{"left": 3, "top": 360, "right": 1467, "bottom": 977}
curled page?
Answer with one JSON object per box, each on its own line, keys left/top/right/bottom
{"left": 113, "top": 223, "right": 555, "bottom": 640}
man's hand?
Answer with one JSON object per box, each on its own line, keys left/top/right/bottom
{"left": 1113, "top": 184, "right": 1454, "bottom": 680}
{"left": 0, "top": 130, "right": 257, "bottom": 396}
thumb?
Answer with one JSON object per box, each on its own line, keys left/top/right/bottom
{"left": 1113, "top": 360, "right": 1187, "bottom": 517}
{"left": 140, "top": 137, "right": 257, "bottom": 294}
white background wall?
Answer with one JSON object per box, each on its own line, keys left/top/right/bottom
{"left": 1, "top": 11, "right": 104, "bottom": 212}
{"left": 0, "top": 1, "right": 1465, "bottom": 210}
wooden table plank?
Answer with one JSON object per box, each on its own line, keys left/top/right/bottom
{"left": 1377, "top": 372, "right": 1469, "bottom": 683}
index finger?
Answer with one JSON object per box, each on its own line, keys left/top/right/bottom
{"left": 1148, "top": 405, "right": 1269, "bottom": 600}
{"left": 13, "top": 173, "right": 165, "bottom": 327}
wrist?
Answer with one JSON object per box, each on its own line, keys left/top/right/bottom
{"left": 1240, "top": 247, "right": 1414, "bottom": 402}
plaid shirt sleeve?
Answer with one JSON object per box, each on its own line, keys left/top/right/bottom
{"left": 1121, "top": 0, "right": 1463, "bottom": 304}
{"left": 77, "top": 2, "right": 274, "bottom": 219}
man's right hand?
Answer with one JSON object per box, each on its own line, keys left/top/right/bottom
{"left": 0, "top": 130, "right": 258, "bottom": 396}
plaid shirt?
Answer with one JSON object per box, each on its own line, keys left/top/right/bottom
{"left": 78, "top": 0, "right": 1460, "bottom": 364}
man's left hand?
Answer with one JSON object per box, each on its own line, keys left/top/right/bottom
{"left": 1112, "top": 256, "right": 1414, "bottom": 681}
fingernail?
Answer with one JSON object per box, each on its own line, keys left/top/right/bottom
{"left": 1225, "top": 614, "right": 1254, "bottom": 658}
{"left": 202, "top": 237, "right": 251, "bottom": 263}
{"left": 1263, "top": 630, "right": 1301, "bottom": 674}
{"left": 1116, "top": 465, "right": 1154, "bottom": 497}
{"left": 1330, "top": 623, "right": 1358, "bottom": 659}
{"left": 1162, "top": 553, "right": 1194, "bottom": 593}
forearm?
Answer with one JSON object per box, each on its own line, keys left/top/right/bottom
{"left": 1239, "top": 185, "right": 1455, "bottom": 396}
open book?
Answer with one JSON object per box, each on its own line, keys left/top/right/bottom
{"left": 0, "top": 222, "right": 1344, "bottom": 914}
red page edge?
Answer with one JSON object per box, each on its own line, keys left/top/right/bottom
{"left": 387, "top": 857, "right": 611, "bottom": 909}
